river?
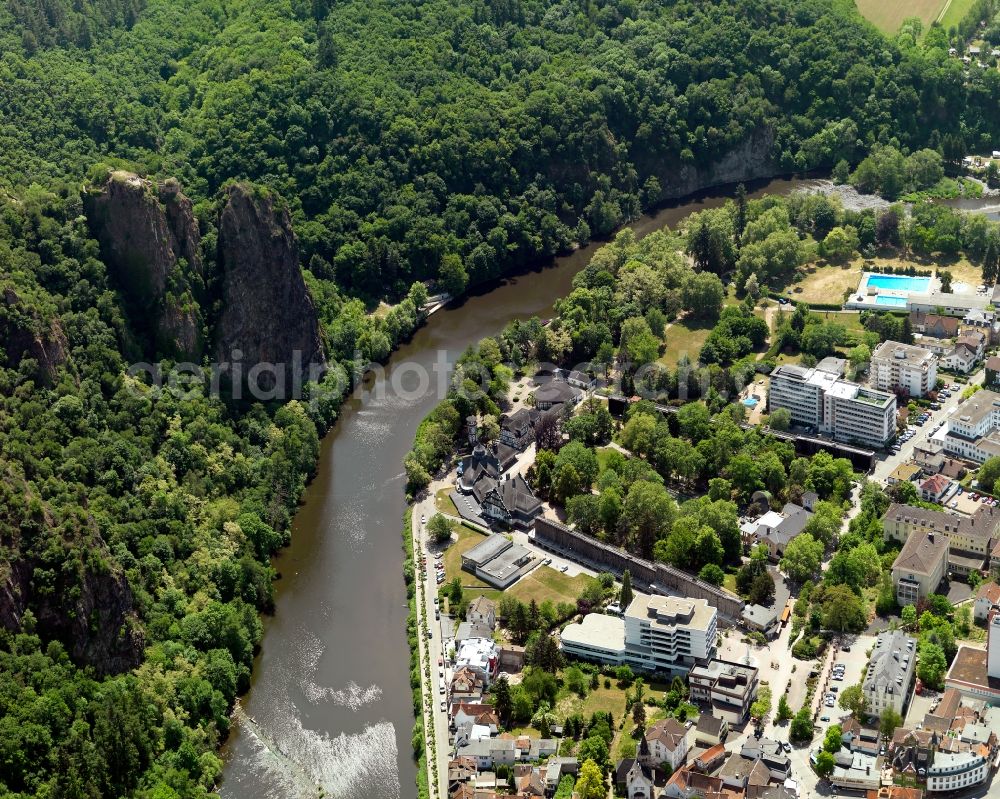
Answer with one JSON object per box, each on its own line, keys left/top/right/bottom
{"left": 217, "top": 175, "right": 823, "bottom": 799}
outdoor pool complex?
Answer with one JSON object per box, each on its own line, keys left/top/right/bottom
{"left": 866, "top": 274, "right": 931, "bottom": 292}
{"left": 874, "top": 295, "right": 908, "bottom": 307}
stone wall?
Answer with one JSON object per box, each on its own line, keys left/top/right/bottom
{"left": 533, "top": 518, "right": 744, "bottom": 621}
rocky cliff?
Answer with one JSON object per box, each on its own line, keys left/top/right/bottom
{"left": 651, "top": 127, "right": 780, "bottom": 202}
{"left": 0, "top": 285, "right": 69, "bottom": 383}
{"left": 0, "top": 475, "right": 144, "bottom": 676}
{"left": 84, "top": 171, "right": 204, "bottom": 360}
{"left": 214, "top": 183, "right": 325, "bottom": 390}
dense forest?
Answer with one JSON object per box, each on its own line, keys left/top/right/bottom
{"left": 3, "top": 0, "right": 1000, "bottom": 795}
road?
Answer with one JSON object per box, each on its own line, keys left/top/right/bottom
{"left": 411, "top": 490, "right": 453, "bottom": 799}
{"left": 869, "top": 368, "right": 984, "bottom": 485}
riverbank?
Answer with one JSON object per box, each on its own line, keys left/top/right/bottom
{"left": 217, "top": 175, "right": 824, "bottom": 799}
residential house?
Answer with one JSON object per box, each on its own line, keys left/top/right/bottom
{"left": 717, "top": 753, "right": 772, "bottom": 792}
{"left": 691, "top": 743, "right": 727, "bottom": 773}
{"left": 841, "top": 718, "right": 881, "bottom": 756}
{"left": 451, "top": 704, "right": 499, "bottom": 735}
{"left": 565, "top": 369, "right": 596, "bottom": 390}
{"left": 693, "top": 714, "right": 729, "bottom": 747}
{"left": 450, "top": 667, "right": 485, "bottom": 704}
{"left": 986, "top": 355, "right": 1000, "bottom": 389}
{"left": 448, "top": 757, "right": 478, "bottom": 794}
{"left": 457, "top": 445, "right": 501, "bottom": 493}
{"left": 741, "top": 502, "right": 813, "bottom": 560}
{"left": 616, "top": 757, "right": 656, "bottom": 799}
{"left": 541, "top": 757, "right": 578, "bottom": 793}
{"left": 863, "top": 630, "right": 917, "bottom": 716}
{"left": 888, "top": 462, "right": 921, "bottom": 486}
{"left": 920, "top": 475, "right": 951, "bottom": 503}
{"left": 890, "top": 727, "right": 934, "bottom": 778}
{"left": 973, "top": 582, "right": 1000, "bottom": 622}
{"left": 467, "top": 596, "right": 497, "bottom": 629}
{"left": 454, "top": 636, "right": 499, "bottom": 685}
{"left": 941, "top": 342, "right": 978, "bottom": 374}
{"left": 663, "top": 767, "right": 724, "bottom": 799}
{"left": 741, "top": 604, "right": 780, "bottom": 638}
{"left": 739, "top": 738, "right": 792, "bottom": 781}
{"left": 956, "top": 329, "right": 987, "bottom": 360}
{"left": 911, "top": 313, "right": 960, "bottom": 339}
{"left": 645, "top": 718, "right": 690, "bottom": 771}
{"left": 891, "top": 530, "right": 949, "bottom": 605}
{"left": 455, "top": 621, "right": 494, "bottom": 644}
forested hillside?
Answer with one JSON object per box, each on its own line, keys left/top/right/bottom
{"left": 1, "top": 0, "right": 999, "bottom": 796}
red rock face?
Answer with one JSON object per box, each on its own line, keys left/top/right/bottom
{"left": 84, "top": 171, "right": 204, "bottom": 360}
{"left": 214, "top": 183, "right": 325, "bottom": 391}
{"left": 0, "top": 285, "right": 69, "bottom": 384}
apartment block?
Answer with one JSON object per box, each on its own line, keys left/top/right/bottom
{"left": 870, "top": 340, "right": 938, "bottom": 398}
{"left": 882, "top": 503, "right": 997, "bottom": 575}
{"left": 769, "top": 362, "right": 896, "bottom": 448}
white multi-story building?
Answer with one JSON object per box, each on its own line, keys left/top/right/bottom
{"left": 768, "top": 362, "right": 897, "bottom": 448}
{"left": 942, "top": 389, "right": 1000, "bottom": 463}
{"left": 870, "top": 340, "right": 938, "bottom": 397}
{"left": 863, "top": 630, "right": 917, "bottom": 716}
{"left": 926, "top": 751, "right": 989, "bottom": 793}
{"left": 688, "top": 659, "right": 760, "bottom": 724}
{"left": 559, "top": 592, "right": 717, "bottom": 676}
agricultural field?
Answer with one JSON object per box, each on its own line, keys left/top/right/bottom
{"left": 938, "top": 0, "right": 980, "bottom": 30}
{"left": 855, "top": 0, "right": 947, "bottom": 34}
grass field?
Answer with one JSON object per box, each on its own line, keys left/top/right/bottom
{"left": 939, "top": 0, "right": 979, "bottom": 30}
{"left": 786, "top": 263, "right": 862, "bottom": 304}
{"left": 433, "top": 487, "right": 459, "bottom": 516}
{"left": 658, "top": 319, "right": 713, "bottom": 367}
{"left": 509, "top": 566, "right": 594, "bottom": 606}
{"left": 855, "top": 0, "right": 946, "bottom": 33}
{"left": 441, "top": 525, "right": 496, "bottom": 589}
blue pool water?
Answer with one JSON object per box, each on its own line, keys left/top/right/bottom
{"left": 866, "top": 274, "right": 931, "bottom": 292}
{"left": 742, "top": 397, "right": 759, "bottom": 408}
{"left": 874, "top": 295, "right": 908, "bottom": 307}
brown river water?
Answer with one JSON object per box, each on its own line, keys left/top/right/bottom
{"left": 217, "top": 176, "right": 822, "bottom": 799}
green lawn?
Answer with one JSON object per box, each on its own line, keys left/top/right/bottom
{"left": 509, "top": 566, "right": 595, "bottom": 606}
{"left": 658, "top": 319, "right": 713, "bottom": 368}
{"left": 441, "top": 525, "right": 496, "bottom": 589}
{"left": 434, "top": 486, "right": 459, "bottom": 516}
{"left": 596, "top": 446, "right": 619, "bottom": 473}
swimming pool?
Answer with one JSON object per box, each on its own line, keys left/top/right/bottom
{"left": 874, "top": 295, "right": 908, "bottom": 307}
{"left": 866, "top": 274, "right": 931, "bottom": 292}
{"left": 742, "top": 397, "right": 759, "bottom": 408}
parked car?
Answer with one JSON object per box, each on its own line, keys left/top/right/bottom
{"left": 782, "top": 742, "right": 792, "bottom": 753}
{"left": 820, "top": 715, "right": 830, "bottom": 722}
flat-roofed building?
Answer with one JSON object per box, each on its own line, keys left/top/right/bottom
{"left": 624, "top": 594, "right": 717, "bottom": 674}
{"left": 871, "top": 340, "right": 938, "bottom": 397}
{"left": 768, "top": 363, "right": 896, "bottom": 447}
{"left": 559, "top": 592, "right": 717, "bottom": 676}
{"left": 908, "top": 292, "right": 990, "bottom": 317}
{"left": 945, "top": 614, "right": 1000, "bottom": 705}
{"left": 891, "top": 530, "right": 949, "bottom": 605}
{"left": 863, "top": 630, "right": 917, "bottom": 716}
{"left": 689, "top": 659, "right": 760, "bottom": 724}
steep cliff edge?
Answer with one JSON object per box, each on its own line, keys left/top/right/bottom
{"left": 0, "top": 473, "right": 144, "bottom": 676}
{"left": 651, "top": 127, "right": 780, "bottom": 202}
{"left": 0, "top": 285, "right": 69, "bottom": 383}
{"left": 214, "top": 183, "right": 325, "bottom": 389}
{"left": 84, "top": 171, "right": 204, "bottom": 360}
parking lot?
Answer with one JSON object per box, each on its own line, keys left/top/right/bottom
{"left": 813, "top": 634, "right": 873, "bottom": 731}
